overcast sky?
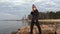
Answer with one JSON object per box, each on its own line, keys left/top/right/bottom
{"left": 0, "top": 0, "right": 60, "bottom": 20}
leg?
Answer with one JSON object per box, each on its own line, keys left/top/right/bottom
{"left": 30, "top": 21, "right": 34, "bottom": 34}
{"left": 55, "top": 31, "right": 57, "bottom": 34}
{"left": 36, "top": 21, "right": 41, "bottom": 34}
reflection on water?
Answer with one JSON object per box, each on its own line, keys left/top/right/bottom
{"left": 0, "top": 21, "right": 28, "bottom": 34}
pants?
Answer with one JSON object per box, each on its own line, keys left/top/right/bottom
{"left": 55, "top": 31, "right": 57, "bottom": 34}
{"left": 30, "top": 20, "right": 41, "bottom": 34}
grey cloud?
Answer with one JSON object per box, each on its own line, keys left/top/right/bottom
{"left": 0, "top": 0, "right": 60, "bottom": 19}
{"left": 0, "top": 12, "right": 18, "bottom": 20}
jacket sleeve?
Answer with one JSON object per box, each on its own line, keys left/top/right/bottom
{"left": 36, "top": 10, "right": 39, "bottom": 16}
{"left": 31, "top": 12, "right": 34, "bottom": 15}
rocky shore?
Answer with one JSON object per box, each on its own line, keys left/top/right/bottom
{"left": 11, "top": 25, "right": 60, "bottom": 34}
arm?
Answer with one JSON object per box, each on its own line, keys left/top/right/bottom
{"left": 36, "top": 9, "right": 39, "bottom": 16}
{"left": 31, "top": 11, "right": 34, "bottom": 15}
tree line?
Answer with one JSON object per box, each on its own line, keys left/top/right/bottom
{"left": 28, "top": 11, "right": 60, "bottom": 19}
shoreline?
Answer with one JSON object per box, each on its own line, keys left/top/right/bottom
{"left": 11, "top": 19, "right": 60, "bottom": 34}
{"left": 11, "top": 24, "right": 60, "bottom": 34}
{"left": 28, "top": 19, "right": 60, "bottom": 22}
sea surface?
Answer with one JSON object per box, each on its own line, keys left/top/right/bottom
{"left": 0, "top": 21, "right": 28, "bottom": 34}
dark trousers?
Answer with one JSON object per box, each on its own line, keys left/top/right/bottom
{"left": 55, "top": 31, "right": 57, "bottom": 34}
{"left": 30, "top": 20, "right": 41, "bottom": 34}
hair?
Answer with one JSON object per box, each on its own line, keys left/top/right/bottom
{"left": 32, "top": 4, "right": 38, "bottom": 11}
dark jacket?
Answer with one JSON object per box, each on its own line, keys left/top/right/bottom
{"left": 31, "top": 9, "right": 39, "bottom": 21}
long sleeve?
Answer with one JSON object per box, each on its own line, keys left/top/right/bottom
{"left": 31, "top": 12, "right": 34, "bottom": 15}
{"left": 30, "top": 10, "right": 39, "bottom": 20}
{"left": 35, "top": 10, "right": 39, "bottom": 16}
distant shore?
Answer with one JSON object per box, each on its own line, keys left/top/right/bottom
{"left": 28, "top": 19, "right": 60, "bottom": 23}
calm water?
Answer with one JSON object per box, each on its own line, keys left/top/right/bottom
{"left": 0, "top": 21, "right": 28, "bottom": 34}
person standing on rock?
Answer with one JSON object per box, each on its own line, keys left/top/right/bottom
{"left": 30, "top": 4, "right": 41, "bottom": 34}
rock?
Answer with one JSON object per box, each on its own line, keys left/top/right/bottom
{"left": 13, "top": 25, "right": 56, "bottom": 34}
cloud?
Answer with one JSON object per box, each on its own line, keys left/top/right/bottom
{"left": 0, "top": 0, "right": 33, "bottom": 6}
{"left": 0, "top": 2, "right": 32, "bottom": 19}
{"left": 0, "top": 0, "right": 60, "bottom": 19}
{"left": 34, "top": 0, "right": 60, "bottom": 11}
{"left": 0, "top": 12, "right": 18, "bottom": 20}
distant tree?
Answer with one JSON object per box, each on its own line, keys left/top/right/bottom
{"left": 28, "top": 15, "right": 32, "bottom": 20}
{"left": 39, "top": 12, "right": 45, "bottom": 19}
{"left": 28, "top": 11, "right": 60, "bottom": 19}
{"left": 56, "top": 11, "right": 60, "bottom": 19}
{"left": 48, "top": 11, "right": 56, "bottom": 19}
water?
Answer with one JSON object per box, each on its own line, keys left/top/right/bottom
{"left": 0, "top": 21, "right": 28, "bottom": 34}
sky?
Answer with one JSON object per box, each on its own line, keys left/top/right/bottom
{"left": 0, "top": 0, "right": 60, "bottom": 20}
